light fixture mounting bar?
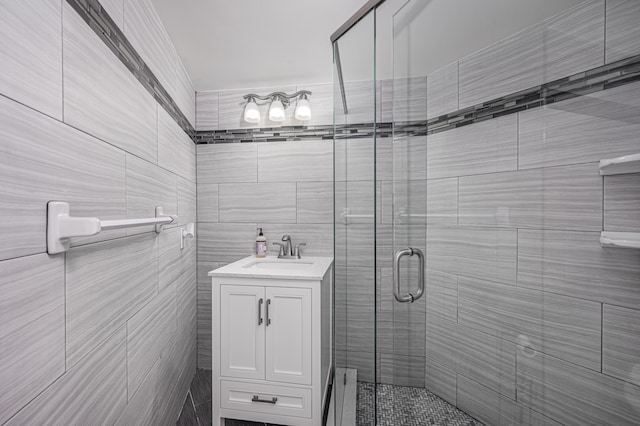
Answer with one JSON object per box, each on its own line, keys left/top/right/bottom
{"left": 243, "top": 90, "right": 312, "bottom": 107}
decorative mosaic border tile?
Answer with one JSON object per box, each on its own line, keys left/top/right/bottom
{"left": 67, "top": 0, "right": 195, "bottom": 135}
{"left": 195, "top": 53, "right": 640, "bottom": 144}
{"left": 70, "top": 0, "right": 639, "bottom": 145}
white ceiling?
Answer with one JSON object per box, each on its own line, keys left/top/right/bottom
{"left": 150, "top": 0, "right": 366, "bottom": 91}
{"left": 152, "top": 0, "right": 586, "bottom": 92}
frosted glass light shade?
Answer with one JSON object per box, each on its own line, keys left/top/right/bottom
{"left": 268, "top": 98, "right": 286, "bottom": 122}
{"left": 294, "top": 98, "right": 312, "bottom": 121}
{"left": 243, "top": 100, "right": 260, "bottom": 123}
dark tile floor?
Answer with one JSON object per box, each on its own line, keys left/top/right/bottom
{"left": 176, "top": 369, "right": 281, "bottom": 426}
{"left": 177, "top": 369, "right": 212, "bottom": 426}
{"left": 177, "top": 369, "right": 481, "bottom": 426}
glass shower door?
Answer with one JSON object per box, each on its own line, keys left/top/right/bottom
{"left": 375, "top": 1, "right": 429, "bottom": 422}
{"left": 332, "top": 8, "right": 377, "bottom": 426}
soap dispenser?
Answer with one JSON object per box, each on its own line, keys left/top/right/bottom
{"left": 256, "top": 228, "right": 267, "bottom": 258}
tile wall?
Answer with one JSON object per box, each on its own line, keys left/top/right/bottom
{"left": 194, "top": 1, "right": 640, "bottom": 425}
{"left": 421, "top": 1, "right": 640, "bottom": 425}
{"left": 195, "top": 139, "right": 334, "bottom": 367}
{"left": 0, "top": 1, "right": 197, "bottom": 424}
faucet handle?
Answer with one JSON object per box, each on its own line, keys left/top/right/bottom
{"left": 281, "top": 235, "right": 291, "bottom": 241}
{"left": 294, "top": 242, "right": 306, "bottom": 258}
{"left": 272, "top": 242, "right": 285, "bottom": 257}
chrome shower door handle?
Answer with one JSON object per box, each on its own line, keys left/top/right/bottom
{"left": 393, "top": 247, "right": 425, "bottom": 303}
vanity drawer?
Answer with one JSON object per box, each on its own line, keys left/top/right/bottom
{"left": 220, "top": 381, "right": 312, "bottom": 418}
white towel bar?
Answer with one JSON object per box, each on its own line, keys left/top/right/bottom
{"left": 47, "top": 201, "right": 178, "bottom": 254}
{"left": 600, "top": 231, "right": 640, "bottom": 249}
{"left": 599, "top": 153, "right": 640, "bottom": 175}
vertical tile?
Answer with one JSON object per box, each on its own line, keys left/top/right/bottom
{"left": 63, "top": 3, "right": 158, "bottom": 163}
{"left": 158, "top": 227, "right": 184, "bottom": 291}
{"left": 518, "top": 230, "right": 640, "bottom": 309}
{"left": 605, "top": 174, "right": 640, "bottom": 232}
{"left": 426, "top": 270, "right": 458, "bottom": 322}
{"left": 603, "top": 304, "right": 640, "bottom": 387}
{"left": 457, "top": 376, "right": 562, "bottom": 426}
{"left": 297, "top": 182, "right": 333, "bottom": 224}
{"left": 177, "top": 260, "right": 197, "bottom": 342}
{"left": 0, "top": 95, "right": 126, "bottom": 260}
{"left": 177, "top": 175, "right": 197, "bottom": 226}
{"left": 0, "top": 254, "right": 65, "bottom": 425}
{"left": 517, "top": 349, "right": 640, "bottom": 425}
{"left": 426, "top": 114, "right": 518, "bottom": 179}
{"left": 518, "top": 80, "right": 640, "bottom": 170}
{"left": 218, "top": 85, "right": 299, "bottom": 129}
{"left": 344, "top": 180, "right": 380, "bottom": 225}
{"left": 66, "top": 233, "right": 158, "bottom": 367}
{"left": 605, "top": 0, "right": 640, "bottom": 63}
{"left": 127, "top": 282, "right": 176, "bottom": 399}
{"left": 538, "top": 0, "right": 605, "bottom": 84}
{"left": 425, "top": 314, "right": 458, "bottom": 371}
{"left": 258, "top": 141, "right": 332, "bottom": 182}
{"left": 195, "top": 91, "right": 219, "bottom": 131}
{"left": 197, "top": 143, "right": 257, "bottom": 184}
{"left": 458, "top": 163, "right": 603, "bottom": 231}
{"left": 379, "top": 353, "right": 425, "bottom": 388}
{"left": 197, "top": 223, "right": 257, "bottom": 264}
{"left": 381, "top": 77, "right": 427, "bottom": 123}
{"left": 0, "top": 0, "right": 62, "bottom": 120}
{"left": 126, "top": 154, "right": 177, "bottom": 235}
{"left": 376, "top": 309, "right": 426, "bottom": 359}
{"left": 392, "top": 136, "right": 428, "bottom": 182}
{"left": 159, "top": 107, "right": 196, "bottom": 183}
{"left": 175, "top": 60, "right": 196, "bottom": 127}
{"left": 424, "top": 359, "right": 457, "bottom": 406}
{"left": 346, "top": 351, "right": 377, "bottom": 383}
{"left": 5, "top": 327, "right": 127, "bottom": 426}
{"left": 426, "top": 226, "right": 517, "bottom": 285}
{"left": 456, "top": 325, "right": 517, "bottom": 399}
{"left": 459, "top": 276, "right": 602, "bottom": 370}
{"left": 343, "top": 80, "right": 381, "bottom": 125}
{"left": 116, "top": 360, "right": 160, "bottom": 426}
{"left": 376, "top": 137, "right": 393, "bottom": 181}
{"left": 196, "top": 183, "right": 218, "bottom": 223}
{"left": 458, "top": 0, "right": 604, "bottom": 108}
{"left": 338, "top": 138, "right": 376, "bottom": 182}
{"left": 426, "top": 62, "right": 458, "bottom": 119}
{"left": 426, "top": 178, "right": 458, "bottom": 225}
{"left": 123, "top": 0, "right": 177, "bottom": 100}
{"left": 197, "top": 262, "right": 217, "bottom": 369}
{"left": 218, "top": 183, "right": 296, "bottom": 223}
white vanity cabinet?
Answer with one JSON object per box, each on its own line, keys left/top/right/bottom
{"left": 210, "top": 256, "right": 333, "bottom": 426}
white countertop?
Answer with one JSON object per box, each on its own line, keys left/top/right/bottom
{"left": 208, "top": 255, "right": 334, "bottom": 281}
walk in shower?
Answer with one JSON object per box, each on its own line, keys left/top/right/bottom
{"left": 331, "top": 0, "right": 640, "bottom": 425}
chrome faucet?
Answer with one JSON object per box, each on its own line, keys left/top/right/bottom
{"left": 281, "top": 235, "right": 292, "bottom": 256}
{"left": 272, "top": 235, "right": 306, "bottom": 259}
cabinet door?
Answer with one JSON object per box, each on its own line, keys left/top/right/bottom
{"left": 220, "top": 285, "right": 265, "bottom": 380}
{"left": 265, "top": 287, "right": 312, "bottom": 385}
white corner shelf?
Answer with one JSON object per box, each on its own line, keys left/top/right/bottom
{"left": 600, "top": 231, "right": 640, "bottom": 249}
{"left": 599, "top": 153, "right": 640, "bottom": 176}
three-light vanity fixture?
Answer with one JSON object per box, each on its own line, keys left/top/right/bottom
{"left": 243, "top": 90, "right": 312, "bottom": 123}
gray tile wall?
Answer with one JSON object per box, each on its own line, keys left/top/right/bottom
{"left": 196, "top": 139, "right": 333, "bottom": 367}
{"left": 0, "top": 1, "right": 197, "bottom": 424}
{"left": 191, "top": 3, "right": 640, "bottom": 425}
{"left": 419, "top": 2, "right": 640, "bottom": 424}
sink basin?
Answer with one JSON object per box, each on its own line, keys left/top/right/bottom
{"left": 210, "top": 255, "right": 333, "bottom": 280}
{"left": 243, "top": 259, "right": 315, "bottom": 270}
